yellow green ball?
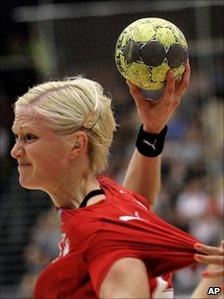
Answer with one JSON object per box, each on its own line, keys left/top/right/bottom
{"left": 115, "top": 17, "right": 188, "bottom": 90}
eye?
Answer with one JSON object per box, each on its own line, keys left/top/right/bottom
{"left": 24, "top": 134, "right": 37, "bottom": 142}
{"left": 12, "top": 132, "right": 38, "bottom": 143}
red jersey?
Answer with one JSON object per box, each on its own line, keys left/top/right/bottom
{"left": 35, "top": 176, "right": 199, "bottom": 299}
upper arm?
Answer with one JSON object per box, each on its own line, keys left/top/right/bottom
{"left": 99, "top": 257, "right": 150, "bottom": 299}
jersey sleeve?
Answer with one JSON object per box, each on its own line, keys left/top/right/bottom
{"left": 83, "top": 209, "right": 199, "bottom": 296}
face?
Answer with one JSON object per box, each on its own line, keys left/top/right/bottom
{"left": 11, "top": 106, "right": 71, "bottom": 191}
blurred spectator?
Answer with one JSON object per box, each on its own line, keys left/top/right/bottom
{"left": 17, "top": 208, "right": 60, "bottom": 299}
{"left": 31, "top": 209, "right": 60, "bottom": 259}
{"left": 175, "top": 177, "right": 220, "bottom": 244}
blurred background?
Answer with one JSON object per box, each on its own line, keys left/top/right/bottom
{"left": 0, "top": 0, "right": 223, "bottom": 298}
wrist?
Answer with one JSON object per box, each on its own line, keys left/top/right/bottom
{"left": 143, "top": 124, "right": 165, "bottom": 134}
{"left": 136, "top": 125, "right": 168, "bottom": 157}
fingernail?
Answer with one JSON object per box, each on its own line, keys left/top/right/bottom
{"left": 202, "top": 271, "right": 209, "bottom": 277}
{"left": 194, "top": 243, "right": 203, "bottom": 249}
{"left": 194, "top": 254, "right": 202, "bottom": 261}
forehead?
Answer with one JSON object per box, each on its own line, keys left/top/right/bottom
{"left": 12, "top": 106, "right": 52, "bottom": 132}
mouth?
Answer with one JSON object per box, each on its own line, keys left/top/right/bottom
{"left": 18, "top": 163, "right": 31, "bottom": 167}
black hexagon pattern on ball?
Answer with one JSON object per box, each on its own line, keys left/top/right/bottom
{"left": 121, "top": 39, "right": 187, "bottom": 69}
{"left": 121, "top": 39, "right": 141, "bottom": 65}
{"left": 167, "top": 43, "right": 188, "bottom": 68}
{"left": 140, "top": 41, "right": 166, "bottom": 67}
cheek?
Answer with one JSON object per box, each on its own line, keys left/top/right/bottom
{"left": 35, "top": 144, "right": 69, "bottom": 173}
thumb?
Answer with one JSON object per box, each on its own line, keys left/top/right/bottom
{"left": 126, "top": 81, "right": 148, "bottom": 106}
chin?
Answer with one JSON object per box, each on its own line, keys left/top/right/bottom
{"left": 19, "top": 177, "right": 42, "bottom": 190}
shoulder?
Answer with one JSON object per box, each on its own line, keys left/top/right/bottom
{"left": 60, "top": 207, "right": 104, "bottom": 248}
{"left": 98, "top": 175, "right": 150, "bottom": 211}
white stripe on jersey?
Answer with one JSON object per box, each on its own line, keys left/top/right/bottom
{"left": 152, "top": 276, "right": 174, "bottom": 299}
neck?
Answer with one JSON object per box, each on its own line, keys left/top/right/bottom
{"left": 46, "top": 169, "right": 101, "bottom": 209}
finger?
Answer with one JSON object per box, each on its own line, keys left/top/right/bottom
{"left": 194, "top": 243, "right": 224, "bottom": 255}
{"left": 219, "top": 240, "right": 224, "bottom": 248}
{"left": 162, "top": 70, "right": 175, "bottom": 104}
{"left": 175, "top": 59, "right": 190, "bottom": 98}
{"left": 202, "top": 268, "right": 224, "bottom": 278}
{"left": 194, "top": 254, "right": 224, "bottom": 265}
{"left": 126, "top": 81, "right": 147, "bottom": 106}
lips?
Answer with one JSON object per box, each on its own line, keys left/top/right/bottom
{"left": 18, "top": 163, "right": 31, "bottom": 167}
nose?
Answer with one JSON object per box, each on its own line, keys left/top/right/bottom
{"left": 11, "top": 142, "right": 24, "bottom": 159}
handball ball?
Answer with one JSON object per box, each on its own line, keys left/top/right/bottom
{"left": 115, "top": 17, "right": 188, "bottom": 90}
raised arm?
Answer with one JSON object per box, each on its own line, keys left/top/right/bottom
{"left": 123, "top": 60, "right": 190, "bottom": 206}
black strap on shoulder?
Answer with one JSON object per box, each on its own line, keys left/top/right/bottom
{"left": 79, "top": 189, "right": 105, "bottom": 208}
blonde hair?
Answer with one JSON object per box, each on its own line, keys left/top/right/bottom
{"left": 14, "top": 76, "right": 117, "bottom": 174}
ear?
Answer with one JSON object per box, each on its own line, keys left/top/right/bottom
{"left": 69, "top": 131, "right": 88, "bottom": 159}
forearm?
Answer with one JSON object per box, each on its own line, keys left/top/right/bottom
{"left": 124, "top": 61, "right": 190, "bottom": 205}
{"left": 123, "top": 149, "right": 161, "bottom": 206}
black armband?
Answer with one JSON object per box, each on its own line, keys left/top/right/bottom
{"left": 136, "top": 125, "right": 168, "bottom": 157}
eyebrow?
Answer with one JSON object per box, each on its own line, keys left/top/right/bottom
{"left": 11, "top": 125, "right": 33, "bottom": 132}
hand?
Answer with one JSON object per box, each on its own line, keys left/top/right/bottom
{"left": 126, "top": 59, "right": 190, "bottom": 133}
{"left": 194, "top": 240, "right": 224, "bottom": 278}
